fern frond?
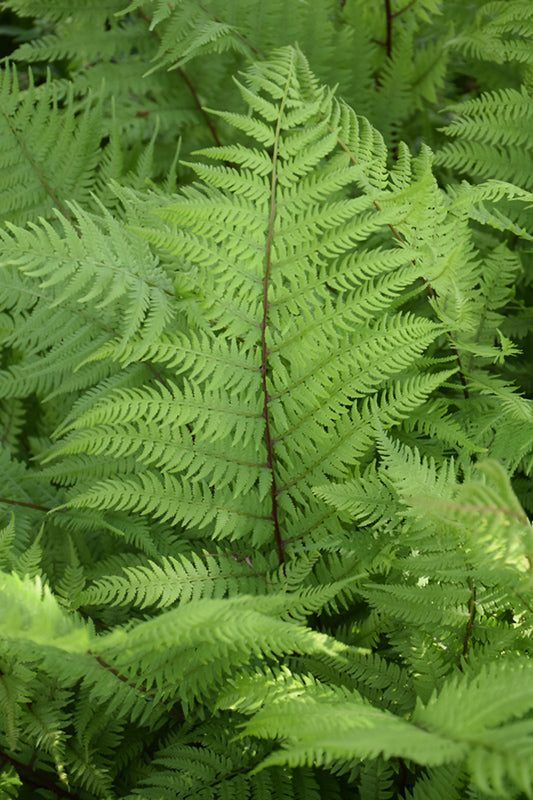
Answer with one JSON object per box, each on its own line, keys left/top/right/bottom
{"left": 412, "top": 658, "right": 533, "bottom": 797}
{"left": 0, "top": 397, "right": 26, "bottom": 451}
{"left": 0, "top": 63, "right": 107, "bottom": 225}
{"left": 0, "top": 445, "right": 61, "bottom": 555}
{"left": 231, "top": 658, "right": 533, "bottom": 797}
{"left": 45, "top": 48, "right": 448, "bottom": 559}
{"left": 0, "top": 571, "right": 89, "bottom": 651}
{"left": 123, "top": 717, "right": 327, "bottom": 800}
{"left": 436, "top": 88, "right": 533, "bottom": 190}
{"left": 80, "top": 549, "right": 268, "bottom": 609}
{"left": 10, "top": 1, "right": 143, "bottom": 64}
{"left": 0, "top": 11, "right": 531, "bottom": 797}
{"left": 313, "top": 462, "right": 396, "bottom": 529}
{"left": 96, "top": 594, "right": 332, "bottom": 712}
{"left": 0, "top": 515, "right": 15, "bottom": 568}
{"left": 412, "top": 459, "right": 532, "bottom": 585}
{"left": 240, "top": 678, "right": 466, "bottom": 771}
{"left": 375, "top": 427, "right": 458, "bottom": 504}
{"left": 449, "top": 0, "right": 533, "bottom": 67}
{"left": 0, "top": 201, "right": 176, "bottom": 402}
{"left": 405, "top": 764, "right": 467, "bottom": 800}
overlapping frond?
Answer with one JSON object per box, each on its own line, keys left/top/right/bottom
{"left": 0, "top": 202, "right": 176, "bottom": 400}
{"left": 449, "top": 0, "right": 533, "bottom": 67}
{"left": 436, "top": 87, "right": 533, "bottom": 190}
{"left": 0, "top": 64, "right": 109, "bottom": 226}
{"left": 79, "top": 549, "right": 269, "bottom": 609}
{"left": 222, "top": 657, "right": 533, "bottom": 797}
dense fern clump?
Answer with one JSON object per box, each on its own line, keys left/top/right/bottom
{"left": 0, "top": 1, "right": 532, "bottom": 798}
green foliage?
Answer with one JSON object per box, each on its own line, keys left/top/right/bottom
{"left": 0, "top": 1, "right": 532, "bottom": 798}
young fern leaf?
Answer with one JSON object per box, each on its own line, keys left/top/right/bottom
{"left": 0, "top": 515, "right": 15, "bottom": 569}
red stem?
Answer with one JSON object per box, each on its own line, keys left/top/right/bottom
{"left": 384, "top": 0, "right": 393, "bottom": 58}
{"left": 0, "top": 496, "right": 52, "bottom": 513}
{"left": 177, "top": 66, "right": 222, "bottom": 147}
{"left": 261, "top": 215, "right": 284, "bottom": 565}
{"left": 136, "top": 9, "right": 222, "bottom": 148}
{"left": 391, "top": 0, "right": 417, "bottom": 18}
{"left": 258, "top": 63, "right": 296, "bottom": 567}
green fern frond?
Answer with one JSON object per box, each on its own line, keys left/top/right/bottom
{"left": 449, "top": 0, "right": 533, "bottom": 67}
{"left": 96, "top": 594, "right": 332, "bottom": 712}
{"left": 2, "top": 0, "right": 120, "bottom": 25}
{"left": 0, "top": 397, "right": 26, "bottom": 451}
{"left": 441, "top": 87, "right": 531, "bottom": 149}
{"left": 0, "top": 514, "right": 15, "bottom": 568}
{"left": 241, "top": 679, "right": 466, "bottom": 771}
{"left": 80, "top": 549, "right": 268, "bottom": 609}
{"left": 314, "top": 462, "right": 397, "bottom": 529}
{"left": 13, "top": 526, "right": 43, "bottom": 579}
{"left": 10, "top": 1, "right": 142, "bottom": 64}
{"left": 0, "top": 63, "right": 106, "bottom": 225}
{"left": 0, "top": 768, "right": 21, "bottom": 797}
{"left": 0, "top": 200, "right": 176, "bottom": 401}
{"left": 43, "top": 48, "right": 449, "bottom": 559}
{"left": 412, "top": 658, "right": 533, "bottom": 797}
{"left": 375, "top": 427, "right": 458, "bottom": 504}
{"left": 293, "top": 645, "right": 416, "bottom": 716}
{"left": 405, "top": 764, "right": 467, "bottom": 800}
{"left": 231, "top": 659, "right": 533, "bottom": 797}
{"left": 436, "top": 87, "right": 533, "bottom": 191}
{"left": 148, "top": 9, "right": 251, "bottom": 74}
{"left": 0, "top": 571, "right": 89, "bottom": 650}
{"left": 362, "top": 581, "right": 470, "bottom": 630}
{"left": 124, "top": 717, "right": 327, "bottom": 800}
{"left": 411, "top": 459, "right": 532, "bottom": 584}
{"left": 402, "top": 398, "right": 483, "bottom": 455}
{"left": 0, "top": 445, "right": 60, "bottom": 554}
{"left": 358, "top": 759, "right": 395, "bottom": 800}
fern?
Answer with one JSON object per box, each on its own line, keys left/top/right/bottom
{"left": 0, "top": 64, "right": 106, "bottom": 226}
{"left": 38, "top": 49, "right": 456, "bottom": 564}
{"left": 0, "top": 2, "right": 532, "bottom": 799}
